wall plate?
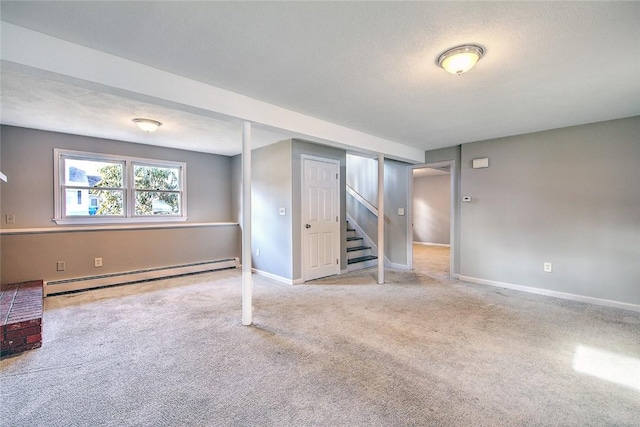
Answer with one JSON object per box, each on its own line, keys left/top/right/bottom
{"left": 472, "top": 158, "right": 489, "bottom": 169}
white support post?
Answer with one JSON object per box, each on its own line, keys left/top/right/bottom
{"left": 241, "top": 121, "right": 253, "bottom": 326}
{"left": 377, "top": 154, "right": 385, "bottom": 284}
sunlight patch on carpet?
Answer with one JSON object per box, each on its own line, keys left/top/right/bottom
{"left": 572, "top": 344, "right": 640, "bottom": 392}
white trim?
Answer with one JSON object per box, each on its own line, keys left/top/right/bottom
{"left": 414, "top": 242, "right": 451, "bottom": 247}
{"left": 241, "top": 121, "right": 253, "bottom": 326}
{"left": 1, "top": 222, "right": 238, "bottom": 235}
{"left": 346, "top": 185, "right": 378, "bottom": 216}
{"left": 251, "top": 268, "right": 301, "bottom": 285}
{"left": 53, "top": 216, "right": 188, "bottom": 225}
{"left": 377, "top": 154, "right": 385, "bottom": 284}
{"left": 385, "top": 260, "right": 411, "bottom": 270}
{"left": 459, "top": 275, "right": 640, "bottom": 313}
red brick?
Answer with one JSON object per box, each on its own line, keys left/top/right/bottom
{"left": 1, "top": 341, "right": 41, "bottom": 358}
{"left": 0, "top": 280, "right": 43, "bottom": 358}
{"left": 5, "top": 319, "right": 41, "bottom": 331}
{"left": 2, "top": 337, "right": 26, "bottom": 347}
{"left": 6, "top": 326, "right": 41, "bottom": 339}
{"left": 26, "top": 334, "right": 42, "bottom": 344}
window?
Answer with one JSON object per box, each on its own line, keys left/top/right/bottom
{"left": 54, "top": 149, "right": 187, "bottom": 224}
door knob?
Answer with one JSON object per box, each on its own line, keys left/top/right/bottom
{"left": 305, "top": 224, "right": 311, "bottom": 229}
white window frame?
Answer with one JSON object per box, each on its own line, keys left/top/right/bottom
{"left": 53, "top": 149, "right": 188, "bottom": 225}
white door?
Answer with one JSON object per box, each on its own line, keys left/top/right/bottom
{"left": 302, "top": 157, "right": 340, "bottom": 281}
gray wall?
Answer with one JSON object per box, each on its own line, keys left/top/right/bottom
{"left": 346, "top": 154, "right": 410, "bottom": 266}
{"left": 0, "top": 126, "right": 240, "bottom": 284}
{"left": 231, "top": 154, "right": 242, "bottom": 225}
{"left": 246, "top": 139, "right": 347, "bottom": 282}
{"left": 412, "top": 173, "right": 450, "bottom": 245}
{"left": 346, "top": 154, "right": 379, "bottom": 243}
{"left": 251, "top": 140, "right": 293, "bottom": 279}
{"left": 455, "top": 116, "right": 640, "bottom": 305}
{"left": 383, "top": 159, "right": 410, "bottom": 266}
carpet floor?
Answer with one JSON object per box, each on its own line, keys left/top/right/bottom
{"left": 1, "top": 263, "right": 639, "bottom": 426}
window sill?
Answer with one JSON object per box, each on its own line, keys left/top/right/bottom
{"left": 52, "top": 216, "right": 188, "bottom": 226}
{"left": 1, "top": 222, "right": 239, "bottom": 235}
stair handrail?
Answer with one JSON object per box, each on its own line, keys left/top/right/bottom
{"left": 346, "top": 184, "right": 378, "bottom": 217}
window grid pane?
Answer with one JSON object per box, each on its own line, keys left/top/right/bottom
{"left": 65, "top": 189, "right": 124, "bottom": 216}
{"left": 64, "top": 158, "right": 123, "bottom": 188}
{"left": 135, "top": 191, "right": 181, "bottom": 216}
{"left": 56, "top": 150, "right": 186, "bottom": 222}
{"left": 133, "top": 164, "right": 181, "bottom": 191}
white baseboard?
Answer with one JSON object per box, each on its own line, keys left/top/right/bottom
{"left": 458, "top": 275, "right": 640, "bottom": 313}
{"left": 251, "top": 268, "right": 297, "bottom": 285}
{"left": 385, "top": 260, "right": 411, "bottom": 270}
{"left": 414, "top": 242, "right": 450, "bottom": 247}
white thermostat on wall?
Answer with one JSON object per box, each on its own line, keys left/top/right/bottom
{"left": 462, "top": 196, "right": 472, "bottom": 202}
{"left": 472, "top": 157, "right": 489, "bottom": 169}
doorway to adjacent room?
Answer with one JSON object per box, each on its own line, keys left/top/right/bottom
{"left": 409, "top": 162, "right": 453, "bottom": 278}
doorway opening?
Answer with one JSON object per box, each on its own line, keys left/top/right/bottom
{"left": 409, "top": 162, "right": 453, "bottom": 279}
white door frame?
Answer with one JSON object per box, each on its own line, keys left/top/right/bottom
{"left": 407, "top": 160, "right": 456, "bottom": 277}
{"left": 301, "top": 154, "right": 341, "bottom": 281}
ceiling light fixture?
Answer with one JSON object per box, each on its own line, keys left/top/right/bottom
{"left": 437, "top": 44, "right": 485, "bottom": 75}
{"left": 132, "top": 118, "right": 162, "bottom": 132}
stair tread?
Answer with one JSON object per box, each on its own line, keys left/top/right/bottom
{"left": 347, "top": 255, "right": 378, "bottom": 264}
{"left": 347, "top": 245, "right": 371, "bottom": 252}
{"left": 346, "top": 236, "right": 363, "bottom": 241}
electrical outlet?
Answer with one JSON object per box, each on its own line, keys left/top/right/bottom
{"left": 544, "top": 262, "right": 552, "bottom": 273}
{"left": 57, "top": 261, "right": 66, "bottom": 271}
{"left": 95, "top": 257, "right": 103, "bottom": 268}
{"left": 5, "top": 213, "right": 15, "bottom": 224}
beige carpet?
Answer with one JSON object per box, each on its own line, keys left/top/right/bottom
{"left": 1, "top": 266, "right": 639, "bottom": 426}
{"left": 412, "top": 244, "right": 450, "bottom": 279}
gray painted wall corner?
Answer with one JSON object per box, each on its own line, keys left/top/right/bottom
{"left": 459, "top": 116, "right": 640, "bottom": 306}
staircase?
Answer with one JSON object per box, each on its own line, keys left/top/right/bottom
{"left": 346, "top": 221, "right": 377, "bottom": 271}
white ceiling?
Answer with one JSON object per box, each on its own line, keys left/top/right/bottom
{"left": 1, "top": 2, "right": 639, "bottom": 158}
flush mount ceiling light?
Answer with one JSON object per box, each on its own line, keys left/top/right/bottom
{"left": 437, "top": 44, "right": 485, "bottom": 75}
{"left": 132, "top": 118, "right": 162, "bottom": 132}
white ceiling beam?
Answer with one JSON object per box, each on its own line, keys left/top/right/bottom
{"left": 0, "top": 22, "right": 424, "bottom": 163}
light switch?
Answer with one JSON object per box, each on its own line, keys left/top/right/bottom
{"left": 397, "top": 208, "right": 405, "bottom": 216}
{"left": 279, "top": 207, "right": 286, "bottom": 216}
{"left": 472, "top": 158, "right": 489, "bottom": 169}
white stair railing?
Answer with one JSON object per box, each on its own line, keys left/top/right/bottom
{"left": 346, "top": 184, "right": 378, "bottom": 217}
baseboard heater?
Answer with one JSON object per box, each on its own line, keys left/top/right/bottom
{"left": 44, "top": 258, "right": 239, "bottom": 296}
